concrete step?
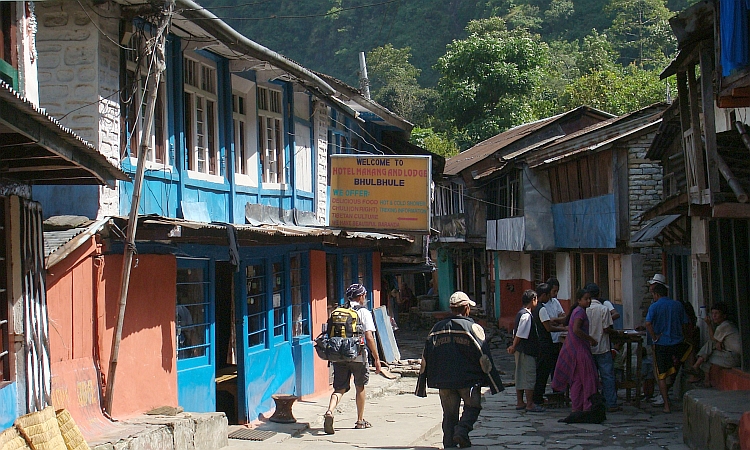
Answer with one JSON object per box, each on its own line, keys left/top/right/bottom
{"left": 683, "top": 389, "right": 750, "bottom": 450}
{"left": 90, "top": 412, "right": 228, "bottom": 450}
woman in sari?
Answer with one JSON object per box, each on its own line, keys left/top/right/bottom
{"left": 551, "top": 289, "right": 599, "bottom": 412}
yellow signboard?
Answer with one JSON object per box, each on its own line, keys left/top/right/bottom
{"left": 329, "top": 155, "right": 431, "bottom": 232}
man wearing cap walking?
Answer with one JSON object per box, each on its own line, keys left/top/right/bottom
{"left": 324, "top": 284, "right": 381, "bottom": 434}
{"left": 419, "top": 291, "right": 504, "bottom": 448}
{"left": 645, "top": 274, "right": 691, "bottom": 413}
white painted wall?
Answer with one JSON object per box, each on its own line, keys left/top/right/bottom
{"left": 36, "top": 0, "right": 121, "bottom": 218}
{"left": 555, "top": 252, "right": 571, "bottom": 300}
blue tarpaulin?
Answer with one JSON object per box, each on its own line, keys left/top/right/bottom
{"left": 720, "top": 0, "right": 750, "bottom": 77}
{"left": 552, "top": 194, "right": 616, "bottom": 249}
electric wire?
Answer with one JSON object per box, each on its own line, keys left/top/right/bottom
{"left": 180, "top": 0, "right": 400, "bottom": 21}
{"left": 76, "top": 0, "right": 135, "bottom": 51}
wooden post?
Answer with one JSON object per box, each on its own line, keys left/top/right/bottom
{"left": 699, "top": 42, "right": 720, "bottom": 201}
{"left": 104, "top": 1, "right": 173, "bottom": 415}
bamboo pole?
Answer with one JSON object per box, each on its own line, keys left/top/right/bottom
{"left": 104, "top": 2, "right": 173, "bottom": 415}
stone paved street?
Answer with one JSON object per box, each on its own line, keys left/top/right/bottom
{"left": 224, "top": 326, "right": 690, "bottom": 449}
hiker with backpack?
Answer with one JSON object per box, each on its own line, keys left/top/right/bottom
{"left": 323, "top": 283, "right": 381, "bottom": 434}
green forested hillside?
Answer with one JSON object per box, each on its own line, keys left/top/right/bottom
{"left": 199, "top": 0, "right": 693, "bottom": 87}
{"left": 198, "top": 0, "right": 698, "bottom": 153}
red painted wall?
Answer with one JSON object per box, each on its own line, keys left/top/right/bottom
{"left": 498, "top": 279, "right": 533, "bottom": 331}
{"left": 715, "top": 368, "right": 750, "bottom": 391}
{"left": 98, "top": 254, "right": 177, "bottom": 419}
{"left": 47, "top": 236, "right": 99, "bottom": 363}
{"left": 309, "top": 250, "right": 330, "bottom": 395}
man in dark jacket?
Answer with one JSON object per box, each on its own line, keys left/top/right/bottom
{"left": 419, "top": 291, "right": 504, "bottom": 448}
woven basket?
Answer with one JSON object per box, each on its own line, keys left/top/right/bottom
{"left": 0, "top": 427, "right": 31, "bottom": 450}
{"left": 54, "top": 410, "right": 88, "bottom": 450}
{"left": 14, "top": 406, "right": 66, "bottom": 450}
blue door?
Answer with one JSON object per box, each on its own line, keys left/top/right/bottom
{"left": 236, "top": 256, "right": 296, "bottom": 422}
{"left": 176, "top": 257, "right": 216, "bottom": 412}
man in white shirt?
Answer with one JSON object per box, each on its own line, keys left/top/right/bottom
{"left": 584, "top": 283, "right": 619, "bottom": 412}
{"left": 544, "top": 278, "right": 566, "bottom": 346}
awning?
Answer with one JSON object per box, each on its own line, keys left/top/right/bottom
{"left": 0, "top": 82, "right": 128, "bottom": 187}
{"left": 631, "top": 214, "right": 682, "bottom": 243}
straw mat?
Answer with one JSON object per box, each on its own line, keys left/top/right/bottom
{"left": 0, "top": 427, "right": 31, "bottom": 450}
{"left": 14, "top": 407, "right": 66, "bottom": 450}
{"left": 55, "top": 410, "right": 88, "bottom": 450}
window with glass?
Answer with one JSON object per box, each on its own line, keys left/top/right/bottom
{"left": 271, "top": 261, "right": 287, "bottom": 338}
{"left": 357, "top": 254, "right": 367, "bottom": 286}
{"left": 342, "top": 255, "right": 353, "bottom": 292}
{"left": 433, "top": 182, "right": 465, "bottom": 216}
{"left": 233, "top": 92, "right": 250, "bottom": 175}
{"left": 530, "top": 252, "right": 556, "bottom": 287}
{"left": 290, "top": 254, "right": 309, "bottom": 337}
{"left": 487, "top": 170, "right": 522, "bottom": 220}
{"left": 123, "top": 33, "right": 167, "bottom": 164}
{"left": 0, "top": 197, "right": 10, "bottom": 386}
{"left": 184, "top": 56, "right": 219, "bottom": 175}
{"left": 257, "top": 85, "right": 284, "bottom": 184}
{"left": 176, "top": 264, "right": 210, "bottom": 359}
{"left": 572, "top": 252, "right": 611, "bottom": 300}
{"left": 246, "top": 263, "right": 266, "bottom": 348}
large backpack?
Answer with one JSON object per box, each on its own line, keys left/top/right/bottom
{"left": 314, "top": 306, "right": 363, "bottom": 361}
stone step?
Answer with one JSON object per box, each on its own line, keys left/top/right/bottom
{"left": 683, "top": 389, "right": 750, "bottom": 450}
{"left": 90, "top": 412, "right": 228, "bottom": 450}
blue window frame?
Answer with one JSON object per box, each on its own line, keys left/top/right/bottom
{"left": 176, "top": 260, "right": 211, "bottom": 360}
{"left": 290, "top": 253, "right": 309, "bottom": 337}
{"left": 271, "top": 260, "right": 287, "bottom": 339}
{"left": 246, "top": 262, "right": 266, "bottom": 348}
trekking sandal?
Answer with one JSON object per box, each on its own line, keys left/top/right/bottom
{"left": 354, "top": 419, "right": 372, "bottom": 429}
{"left": 323, "top": 411, "right": 334, "bottom": 434}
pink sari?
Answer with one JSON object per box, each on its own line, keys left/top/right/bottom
{"left": 551, "top": 306, "right": 599, "bottom": 411}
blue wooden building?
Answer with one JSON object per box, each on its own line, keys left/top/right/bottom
{"left": 30, "top": 0, "right": 427, "bottom": 423}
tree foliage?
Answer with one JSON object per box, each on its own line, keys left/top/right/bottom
{"left": 435, "top": 18, "right": 548, "bottom": 147}
{"left": 605, "top": 0, "right": 676, "bottom": 69}
{"left": 366, "top": 45, "right": 437, "bottom": 125}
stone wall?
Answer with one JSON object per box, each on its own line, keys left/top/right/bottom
{"left": 35, "top": 0, "right": 120, "bottom": 218}
{"left": 627, "top": 132, "right": 664, "bottom": 319}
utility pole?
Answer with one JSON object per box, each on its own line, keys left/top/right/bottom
{"left": 104, "top": 0, "right": 173, "bottom": 415}
{"left": 359, "top": 52, "right": 370, "bottom": 100}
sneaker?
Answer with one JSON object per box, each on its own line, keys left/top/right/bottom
{"left": 651, "top": 397, "right": 665, "bottom": 406}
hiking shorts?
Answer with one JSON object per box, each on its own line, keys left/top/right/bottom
{"left": 654, "top": 342, "right": 692, "bottom": 380}
{"left": 332, "top": 361, "right": 369, "bottom": 392}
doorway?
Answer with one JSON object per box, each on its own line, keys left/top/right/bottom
{"left": 215, "top": 261, "right": 238, "bottom": 424}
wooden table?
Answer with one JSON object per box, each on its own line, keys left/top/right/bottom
{"left": 610, "top": 330, "right": 646, "bottom": 407}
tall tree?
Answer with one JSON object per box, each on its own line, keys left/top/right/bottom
{"left": 367, "top": 45, "right": 437, "bottom": 125}
{"left": 435, "top": 17, "right": 548, "bottom": 148}
{"left": 605, "top": 0, "right": 676, "bottom": 70}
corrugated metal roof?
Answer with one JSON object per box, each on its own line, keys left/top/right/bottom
{"left": 44, "top": 217, "right": 110, "bottom": 269}
{"left": 631, "top": 214, "right": 681, "bottom": 243}
{"left": 0, "top": 82, "right": 128, "bottom": 186}
{"left": 134, "top": 215, "right": 413, "bottom": 243}
{"left": 444, "top": 106, "right": 614, "bottom": 176}
{"left": 526, "top": 103, "right": 668, "bottom": 168}
{"left": 44, "top": 228, "right": 86, "bottom": 257}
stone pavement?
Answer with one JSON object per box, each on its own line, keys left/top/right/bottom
{"left": 222, "top": 326, "right": 690, "bottom": 450}
{"left": 414, "top": 388, "right": 689, "bottom": 450}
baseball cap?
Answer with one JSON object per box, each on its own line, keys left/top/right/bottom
{"left": 449, "top": 291, "right": 476, "bottom": 307}
{"left": 648, "top": 274, "right": 668, "bottom": 287}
